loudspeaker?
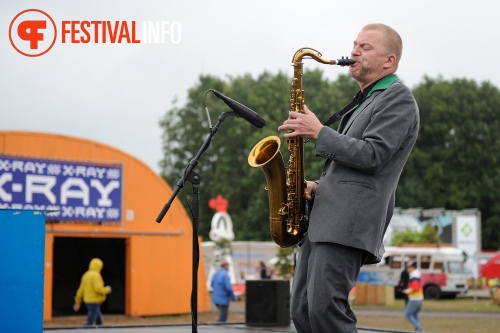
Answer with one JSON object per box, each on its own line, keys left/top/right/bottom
{"left": 245, "top": 280, "right": 290, "bottom": 326}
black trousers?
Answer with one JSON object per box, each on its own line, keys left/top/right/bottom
{"left": 291, "top": 238, "right": 369, "bottom": 333}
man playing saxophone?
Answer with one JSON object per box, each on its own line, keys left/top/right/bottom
{"left": 278, "top": 23, "right": 420, "bottom": 333}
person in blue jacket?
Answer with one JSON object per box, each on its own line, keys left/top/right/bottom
{"left": 211, "top": 260, "right": 236, "bottom": 323}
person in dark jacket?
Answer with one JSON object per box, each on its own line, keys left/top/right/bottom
{"left": 210, "top": 260, "right": 236, "bottom": 323}
{"left": 260, "top": 261, "right": 272, "bottom": 279}
{"left": 397, "top": 263, "right": 410, "bottom": 304}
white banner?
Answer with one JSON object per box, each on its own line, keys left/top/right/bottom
{"left": 455, "top": 214, "right": 480, "bottom": 277}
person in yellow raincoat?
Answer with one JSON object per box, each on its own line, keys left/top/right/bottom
{"left": 73, "top": 258, "right": 112, "bottom": 326}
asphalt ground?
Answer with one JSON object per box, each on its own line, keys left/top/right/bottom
{"left": 44, "top": 323, "right": 414, "bottom": 333}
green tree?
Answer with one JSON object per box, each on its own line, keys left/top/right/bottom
{"left": 390, "top": 224, "right": 440, "bottom": 246}
{"left": 397, "top": 76, "right": 500, "bottom": 249}
{"left": 420, "top": 223, "right": 441, "bottom": 244}
{"left": 273, "top": 247, "right": 295, "bottom": 280}
{"left": 390, "top": 228, "right": 422, "bottom": 245}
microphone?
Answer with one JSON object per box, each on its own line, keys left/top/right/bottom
{"left": 212, "top": 90, "right": 266, "bottom": 128}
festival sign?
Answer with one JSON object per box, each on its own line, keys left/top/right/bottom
{"left": 0, "top": 155, "right": 122, "bottom": 221}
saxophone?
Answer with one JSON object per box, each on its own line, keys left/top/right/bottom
{"left": 247, "top": 47, "right": 353, "bottom": 248}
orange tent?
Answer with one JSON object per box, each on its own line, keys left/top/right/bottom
{"left": 0, "top": 130, "right": 209, "bottom": 320}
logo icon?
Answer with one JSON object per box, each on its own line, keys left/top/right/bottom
{"left": 460, "top": 223, "right": 473, "bottom": 238}
{"left": 9, "top": 9, "right": 57, "bottom": 57}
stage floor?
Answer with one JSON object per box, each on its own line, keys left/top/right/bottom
{"left": 44, "top": 323, "right": 413, "bottom": 333}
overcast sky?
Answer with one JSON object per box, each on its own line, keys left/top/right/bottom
{"left": 1, "top": 1, "right": 499, "bottom": 173}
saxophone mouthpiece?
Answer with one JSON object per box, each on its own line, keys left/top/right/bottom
{"left": 336, "top": 57, "right": 355, "bottom": 66}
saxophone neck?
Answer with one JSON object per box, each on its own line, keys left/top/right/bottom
{"left": 292, "top": 47, "right": 336, "bottom": 65}
{"left": 292, "top": 47, "right": 355, "bottom": 66}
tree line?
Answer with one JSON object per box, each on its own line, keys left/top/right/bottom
{"left": 159, "top": 71, "right": 500, "bottom": 250}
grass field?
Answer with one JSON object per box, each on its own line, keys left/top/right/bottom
{"left": 355, "top": 298, "right": 500, "bottom": 333}
{"left": 357, "top": 316, "right": 499, "bottom": 333}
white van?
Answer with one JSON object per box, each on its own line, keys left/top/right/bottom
{"left": 358, "top": 246, "right": 469, "bottom": 299}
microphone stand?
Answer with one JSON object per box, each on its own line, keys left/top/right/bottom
{"left": 156, "top": 111, "right": 238, "bottom": 333}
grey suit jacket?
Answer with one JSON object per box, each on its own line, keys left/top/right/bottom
{"left": 308, "top": 80, "right": 419, "bottom": 263}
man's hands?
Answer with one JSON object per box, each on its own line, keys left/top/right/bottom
{"left": 304, "top": 181, "right": 318, "bottom": 201}
{"left": 73, "top": 302, "right": 81, "bottom": 312}
{"left": 278, "top": 105, "right": 323, "bottom": 140}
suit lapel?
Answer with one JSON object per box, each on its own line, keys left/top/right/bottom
{"left": 340, "top": 92, "right": 377, "bottom": 134}
{"left": 338, "top": 109, "right": 355, "bottom": 134}
{"left": 339, "top": 76, "right": 398, "bottom": 134}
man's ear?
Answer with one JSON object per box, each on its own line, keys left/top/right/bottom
{"left": 383, "top": 54, "right": 397, "bottom": 69}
